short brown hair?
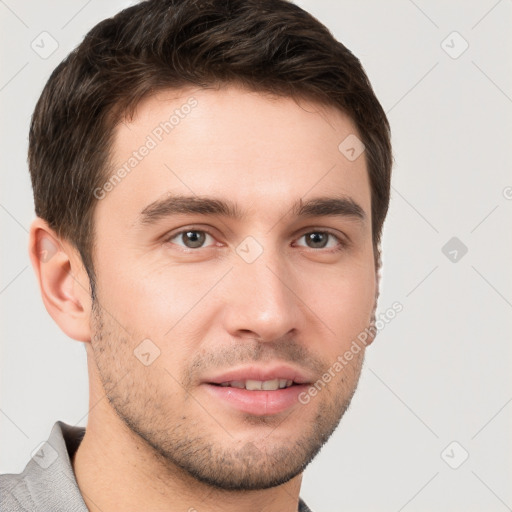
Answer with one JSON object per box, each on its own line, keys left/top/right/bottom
{"left": 29, "top": 0, "right": 392, "bottom": 292}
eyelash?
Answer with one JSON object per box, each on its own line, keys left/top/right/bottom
{"left": 164, "top": 227, "right": 348, "bottom": 253}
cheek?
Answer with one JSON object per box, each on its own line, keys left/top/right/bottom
{"left": 95, "top": 239, "right": 375, "bottom": 349}
{"left": 98, "top": 257, "right": 226, "bottom": 338}
{"left": 305, "top": 262, "right": 376, "bottom": 346}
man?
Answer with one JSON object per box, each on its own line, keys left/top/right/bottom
{"left": 1, "top": 0, "right": 391, "bottom": 510}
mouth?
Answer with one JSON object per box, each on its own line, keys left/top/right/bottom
{"left": 201, "top": 365, "right": 313, "bottom": 416}
{"left": 214, "top": 379, "right": 295, "bottom": 390}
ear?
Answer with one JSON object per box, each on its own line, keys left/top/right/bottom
{"left": 365, "top": 244, "right": 382, "bottom": 347}
{"left": 28, "top": 218, "right": 92, "bottom": 342}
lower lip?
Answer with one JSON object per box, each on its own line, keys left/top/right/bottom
{"left": 202, "top": 383, "right": 309, "bottom": 416}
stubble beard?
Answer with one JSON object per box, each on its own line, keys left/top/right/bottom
{"left": 89, "top": 298, "right": 365, "bottom": 491}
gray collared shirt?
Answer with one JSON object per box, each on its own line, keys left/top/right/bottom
{"left": 1, "top": 421, "right": 313, "bottom": 511}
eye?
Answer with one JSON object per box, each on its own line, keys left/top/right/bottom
{"left": 165, "top": 228, "right": 346, "bottom": 252}
{"left": 295, "top": 231, "right": 345, "bottom": 250}
{"left": 167, "top": 229, "right": 216, "bottom": 249}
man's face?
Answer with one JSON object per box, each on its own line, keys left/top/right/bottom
{"left": 88, "top": 85, "right": 377, "bottom": 490}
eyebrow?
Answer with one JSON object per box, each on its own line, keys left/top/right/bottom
{"left": 138, "top": 194, "right": 366, "bottom": 225}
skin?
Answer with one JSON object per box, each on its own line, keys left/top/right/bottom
{"left": 29, "top": 85, "right": 378, "bottom": 512}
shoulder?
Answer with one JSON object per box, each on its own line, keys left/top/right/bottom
{"left": 0, "top": 472, "right": 33, "bottom": 511}
{"left": 299, "top": 497, "right": 315, "bottom": 512}
{"left": 0, "top": 421, "right": 87, "bottom": 512}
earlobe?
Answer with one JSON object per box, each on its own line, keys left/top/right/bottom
{"left": 28, "top": 218, "right": 92, "bottom": 343}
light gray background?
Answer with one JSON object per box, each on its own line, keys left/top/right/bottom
{"left": 1, "top": 1, "right": 511, "bottom": 511}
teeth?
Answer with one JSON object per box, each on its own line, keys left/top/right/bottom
{"left": 245, "top": 379, "right": 262, "bottom": 390}
{"left": 262, "top": 379, "right": 279, "bottom": 391}
{"left": 218, "top": 379, "right": 294, "bottom": 390}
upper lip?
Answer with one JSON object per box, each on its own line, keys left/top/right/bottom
{"left": 202, "top": 363, "right": 314, "bottom": 385}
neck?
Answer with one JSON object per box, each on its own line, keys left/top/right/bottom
{"left": 72, "top": 401, "right": 303, "bottom": 512}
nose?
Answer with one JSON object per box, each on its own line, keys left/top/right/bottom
{"left": 221, "top": 248, "right": 304, "bottom": 343}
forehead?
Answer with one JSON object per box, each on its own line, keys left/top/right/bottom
{"left": 96, "top": 85, "right": 371, "bottom": 229}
